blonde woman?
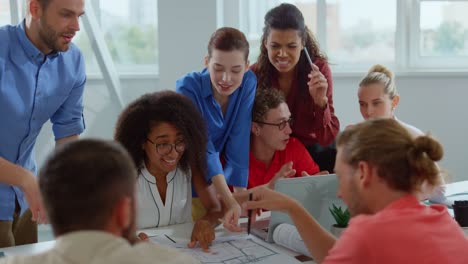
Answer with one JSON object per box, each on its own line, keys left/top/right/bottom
{"left": 357, "top": 64, "right": 446, "bottom": 202}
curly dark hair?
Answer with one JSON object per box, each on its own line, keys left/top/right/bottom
{"left": 256, "top": 3, "right": 328, "bottom": 96}
{"left": 114, "top": 90, "right": 207, "bottom": 176}
{"left": 252, "top": 88, "right": 286, "bottom": 123}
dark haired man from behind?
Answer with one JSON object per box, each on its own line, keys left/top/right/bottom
{"left": 0, "top": 139, "right": 198, "bottom": 264}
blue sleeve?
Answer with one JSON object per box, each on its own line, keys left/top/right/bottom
{"left": 223, "top": 71, "right": 257, "bottom": 187}
{"left": 51, "top": 51, "right": 86, "bottom": 139}
{"left": 176, "top": 73, "right": 224, "bottom": 183}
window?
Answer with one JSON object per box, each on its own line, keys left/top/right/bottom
{"left": 74, "top": 0, "right": 159, "bottom": 75}
{"left": 0, "top": 0, "right": 159, "bottom": 75}
{"left": 237, "top": 0, "right": 396, "bottom": 71}
{"left": 231, "top": 0, "right": 468, "bottom": 72}
{"left": 325, "top": 0, "right": 396, "bottom": 69}
{"left": 0, "top": 0, "right": 10, "bottom": 25}
{"left": 239, "top": 0, "right": 281, "bottom": 62}
{"left": 410, "top": 0, "right": 468, "bottom": 68}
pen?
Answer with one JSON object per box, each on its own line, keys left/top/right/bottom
{"left": 165, "top": 234, "right": 176, "bottom": 244}
{"left": 303, "top": 48, "right": 315, "bottom": 69}
{"left": 247, "top": 192, "right": 253, "bottom": 235}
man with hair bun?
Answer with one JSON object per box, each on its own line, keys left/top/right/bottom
{"left": 244, "top": 118, "right": 468, "bottom": 264}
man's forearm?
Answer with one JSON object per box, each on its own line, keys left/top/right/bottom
{"left": 288, "top": 201, "right": 337, "bottom": 263}
{"left": 55, "top": 134, "right": 79, "bottom": 146}
{"left": 0, "top": 157, "right": 33, "bottom": 188}
{"left": 211, "top": 174, "right": 236, "bottom": 204}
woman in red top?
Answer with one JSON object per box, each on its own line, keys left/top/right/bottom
{"left": 251, "top": 3, "right": 339, "bottom": 172}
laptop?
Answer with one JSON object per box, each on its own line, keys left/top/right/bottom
{"left": 250, "top": 174, "right": 347, "bottom": 242}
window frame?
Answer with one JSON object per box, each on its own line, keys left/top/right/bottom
{"left": 225, "top": 0, "right": 468, "bottom": 73}
{"left": 408, "top": 0, "right": 468, "bottom": 70}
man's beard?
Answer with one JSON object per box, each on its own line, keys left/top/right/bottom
{"left": 347, "top": 180, "right": 372, "bottom": 217}
{"left": 38, "top": 15, "right": 69, "bottom": 52}
{"left": 121, "top": 198, "right": 138, "bottom": 244}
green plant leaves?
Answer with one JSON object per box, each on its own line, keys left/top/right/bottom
{"left": 329, "top": 203, "right": 350, "bottom": 228}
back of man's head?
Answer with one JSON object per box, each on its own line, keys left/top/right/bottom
{"left": 39, "top": 139, "right": 136, "bottom": 236}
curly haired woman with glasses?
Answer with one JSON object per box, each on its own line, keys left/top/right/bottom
{"left": 114, "top": 91, "right": 222, "bottom": 251}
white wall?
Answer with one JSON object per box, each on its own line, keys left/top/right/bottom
{"left": 334, "top": 73, "right": 468, "bottom": 182}
{"left": 35, "top": 1, "right": 468, "bottom": 183}
{"left": 158, "top": 0, "right": 217, "bottom": 90}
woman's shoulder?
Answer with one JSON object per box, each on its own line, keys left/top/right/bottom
{"left": 396, "top": 118, "right": 424, "bottom": 138}
{"left": 313, "top": 58, "right": 331, "bottom": 73}
{"left": 176, "top": 69, "right": 209, "bottom": 94}
{"left": 243, "top": 69, "right": 257, "bottom": 81}
{"left": 238, "top": 70, "right": 257, "bottom": 95}
{"left": 249, "top": 63, "right": 259, "bottom": 73}
{"left": 174, "top": 166, "right": 192, "bottom": 182}
{"left": 176, "top": 69, "right": 204, "bottom": 83}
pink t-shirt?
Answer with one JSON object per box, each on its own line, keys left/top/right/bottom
{"left": 323, "top": 195, "right": 468, "bottom": 264}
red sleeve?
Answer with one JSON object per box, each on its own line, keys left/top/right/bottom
{"left": 250, "top": 63, "right": 258, "bottom": 74}
{"left": 289, "top": 138, "right": 320, "bottom": 176}
{"left": 311, "top": 60, "right": 340, "bottom": 146}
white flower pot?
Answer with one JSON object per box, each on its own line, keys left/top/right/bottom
{"left": 330, "top": 225, "right": 347, "bottom": 238}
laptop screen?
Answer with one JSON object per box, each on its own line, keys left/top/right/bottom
{"left": 266, "top": 174, "right": 346, "bottom": 242}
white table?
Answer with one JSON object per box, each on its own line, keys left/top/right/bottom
{"left": 0, "top": 213, "right": 314, "bottom": 263}
{"left": 139, "top": 221, "right": 313, "bottom": 263}
{"left": 0, "top": 240, "right": 55, "bottom": 256}
{"left": 2, "top": 180, "right": 468, "bottom": 262}
{"left": 445, "top": 180, "right": 468, "bottom": 199}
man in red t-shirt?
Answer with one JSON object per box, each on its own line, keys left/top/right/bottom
{"left": 248, "top": 88, "right": 325, "bottom": 189}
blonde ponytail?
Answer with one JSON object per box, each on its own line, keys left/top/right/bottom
{"left": 360, "top": 64, "right": 397, "bottom": 99}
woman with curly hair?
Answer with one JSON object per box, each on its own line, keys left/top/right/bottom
{"left": 251, "top": 3, "right": 340, "bottom": 172}
{"left": 114, "top": 90, "right": 222, "bottom": 251}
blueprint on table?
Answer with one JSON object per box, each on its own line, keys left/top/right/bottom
{"left": 150, "top": 235, "right": 301, "bottom": 264}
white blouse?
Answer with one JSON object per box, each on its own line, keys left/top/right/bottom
{"left": 136, "top": 166, "right": 192, "bottom": 229}
{"left": 396, "top": 117, "right": 424, "bottom": 138}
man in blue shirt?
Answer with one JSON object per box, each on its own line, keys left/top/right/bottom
{"left": 0, "top": 0, "right": 86, "bottom": 247}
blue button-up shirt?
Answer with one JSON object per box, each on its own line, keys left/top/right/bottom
{"left": 0, "top": 21, "right": 86, "bottom": 220}
{"left": 176, "top": 68, "right": 256, "bottom": 188}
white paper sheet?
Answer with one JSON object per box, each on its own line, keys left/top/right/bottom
{"left": 150, "top": 234, "right": 301, "bottom": 264}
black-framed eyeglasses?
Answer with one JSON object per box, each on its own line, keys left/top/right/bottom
{"left": 255, "top": 118, "right": 293, "bottom": 131}
{"left": 146, "top": 138, "right": 186, "bottom": 155}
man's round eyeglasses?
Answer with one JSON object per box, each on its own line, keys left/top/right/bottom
{"left": 147, "top": 138, "right": 186, "bottom": 155}
{"left": 255, "top": 118, "right": 293, "bottom": 131}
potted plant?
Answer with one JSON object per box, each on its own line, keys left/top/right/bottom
{"left": 329, "top": 204, "right": 350, "bottom": 237}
